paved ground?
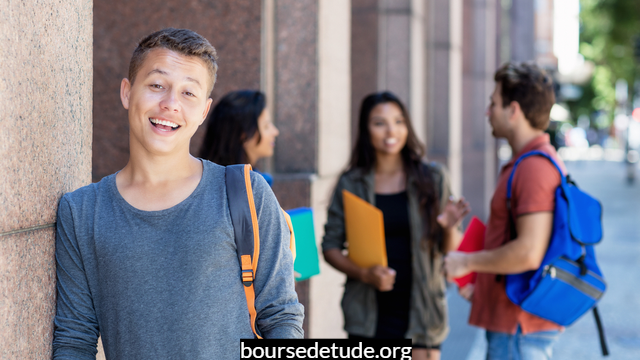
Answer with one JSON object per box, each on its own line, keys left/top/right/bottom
{"left": 441, "top": 160, "right": 640, "bottom": 360}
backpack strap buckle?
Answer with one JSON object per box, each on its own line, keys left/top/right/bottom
{"left": 241, "top": 254, "right": 254, "bottom": 286}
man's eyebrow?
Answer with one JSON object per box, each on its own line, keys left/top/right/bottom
{"left": 147, "top": 69, "right": 168, "bottom": 77}
{"left": 185, "top": 77, "right": 202, "bottom": 88}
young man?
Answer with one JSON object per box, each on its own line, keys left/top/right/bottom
{"left": 445, "top": 62, "right": 564, "bottom": 360}
{"left": 53, "top": 28, "right": 303, "bottom": 359}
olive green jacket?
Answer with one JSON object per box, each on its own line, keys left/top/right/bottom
{"left": 321, "top": 162, "right": 452, "bottom": 346}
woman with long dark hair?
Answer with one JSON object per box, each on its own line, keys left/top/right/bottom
{"left": 322, "top": 91, "right": 469, "bottom": 360}
{"left": 199, "top": 90, "right": 279, "bottom": 185}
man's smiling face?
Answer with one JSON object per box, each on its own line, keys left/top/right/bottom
{"left": 120, "top": 48, "right": 213, "bottom": 157}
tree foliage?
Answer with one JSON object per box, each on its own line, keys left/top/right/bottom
{"left": 578, "top": 0, "right": 640, "bottom": 119}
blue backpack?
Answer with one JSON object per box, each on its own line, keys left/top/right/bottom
{"left": 505, "top": 150, "right": 609, "bottom": 356}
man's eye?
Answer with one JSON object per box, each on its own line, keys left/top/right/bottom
{"left": 151, "top": 84, "right": 163, "bottom": 89}
{"left": 184, "top": 92, "right": 195, "bottom": 97}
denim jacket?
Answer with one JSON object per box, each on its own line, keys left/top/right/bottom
{"left": 321, "top": 162, "right": 452, "bottom": 346}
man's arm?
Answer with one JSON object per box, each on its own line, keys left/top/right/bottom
{"left": 444, "top": 211, "right": 553, "bottom": 280}
{"left": 250, "top": 174, "right": 304, "bottom": 339}
{"left": 53, "top": 196, "right": 99, "bottom": 359}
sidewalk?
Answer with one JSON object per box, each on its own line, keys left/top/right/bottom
{"left": 442, "top": 160, "right": 640, "bottom": 359}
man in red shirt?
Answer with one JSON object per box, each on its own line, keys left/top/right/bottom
{"left": 445, "top": 62, "right": 565, "bottom": 360}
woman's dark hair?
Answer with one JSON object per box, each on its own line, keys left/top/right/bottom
{"left": 199, "top": 90, "right": 266, "bottom": 166}
{"left": 348, "top": 91, "right": 443, "bottom": 253}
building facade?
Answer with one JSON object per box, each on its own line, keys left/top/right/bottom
{"left": 0, "top": 0, "right": 547, "bottom": 357}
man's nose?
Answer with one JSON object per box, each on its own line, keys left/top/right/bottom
{"left": 160, "top": 91, "right": 180, "bottom": 112}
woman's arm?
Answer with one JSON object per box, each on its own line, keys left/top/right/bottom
{"left": 437, "top": 197, "right": 470, "bottom": 253}
{"left": 442, "top": 227, "right": 464, "bottom": 253}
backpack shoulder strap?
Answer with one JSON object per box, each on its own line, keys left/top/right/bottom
{"left": 496, "top": 150, "right": 568, "bottom": 280}
{"left": 225, "top": 164, "right": 262, "bottom": 339}
{"left": 506, "top": 150, "right": 566, "bottom": 204}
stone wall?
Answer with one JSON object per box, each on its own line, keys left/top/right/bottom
{"left": 0, "top": 0, "right": 93, "bottom": 358}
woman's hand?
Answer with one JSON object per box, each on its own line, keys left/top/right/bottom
{"left": 437, "top": 196, "right": 471, "bottom": 230}
{"left": 362, "top": 265, "right": 396, "bottom": 292}
{"left": 323, "top": 249, "right": 396, "bottom": 291}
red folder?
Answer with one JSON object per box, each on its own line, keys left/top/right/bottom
{"left": 454, "top": 216, "right": 486, "bottom": 287}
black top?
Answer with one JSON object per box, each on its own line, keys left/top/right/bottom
{"left": 374, "top": 191, "right": 412, "bottom": 339}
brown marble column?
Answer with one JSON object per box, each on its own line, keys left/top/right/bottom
{"left": 266, "top": 0, "right": 352, "bottom": 338}
{"left": 0, "top": 0, "right": 93, "bottom": 358}
{"left": 267, "top": 0, "right": 319, "bottom": 338}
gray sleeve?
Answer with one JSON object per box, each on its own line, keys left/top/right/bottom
{"left": 321, "top": 175, "right": 347, "bottom": 252}
{"left": 250, "top": 173, "right": 304, "bottom": 339}
{"left": 52, "top": 196, "right": 99, "bottom": 359}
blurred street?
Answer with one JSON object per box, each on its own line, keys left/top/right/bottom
{"left": 442, "top": 160, "right": 640, "bottom": 360}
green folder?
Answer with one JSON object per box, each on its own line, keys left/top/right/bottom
{"left": 286, "top": 207, "right": 320, "bottom": 281}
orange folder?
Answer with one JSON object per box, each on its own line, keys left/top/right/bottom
{"left": 342, "top": 190, "right": 388, "bottom": 268}
{"left": 454, "top": 216, "right": 486, "bottom": 287}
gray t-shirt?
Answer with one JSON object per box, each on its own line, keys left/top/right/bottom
{"left": 53, "top": 160, "right": 304, "bottom": 359}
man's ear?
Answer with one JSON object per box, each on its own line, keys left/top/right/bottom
{"left": 120, "top": 78, "right": 131, "bottom": 110}
{"left": 508, "top": 101, "right": 523, "bottom": 122}
{"left": 199, "top": 98, "right": 213, "bottom": 126}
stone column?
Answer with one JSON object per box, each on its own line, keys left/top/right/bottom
{"left": 268, "top": 0, "right": 319, "bottom": 337}
{"left": 267, "top": 0, "right": 352, "bottom": 338}
{"left": 0, "top": 0, "right": 93, "bottom": 358}
{"left": 461, "top": 0, "right": 498, "bottom": 221}
{"left": 425, "top": 0, "right": 463, "bottom": 196}
{"left": 351, "top": 0, "right": 427, "bottom": 144}
{"left": 311, "top": 0, "right": 352, "bottom": 338}
{"left": 510, "top": 0, "right": 535, "bottom": 62}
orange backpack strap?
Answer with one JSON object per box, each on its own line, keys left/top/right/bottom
{"left": 225, "top": 164, "right": 262, "bottom": 339}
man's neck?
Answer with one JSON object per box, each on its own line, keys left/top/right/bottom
{"left": 115, "top": 148, "right": 204, "bottom": 211}
{"left": 508, "top": 127, "right": 545, "bottom": 155}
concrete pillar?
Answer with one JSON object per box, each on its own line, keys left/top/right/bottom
{"left": 377, "top": 0, "right": 412, "bottom": 108}
{"left": 461, "top": 0, "right": 498, "bottom": 222}
{"left": 425, "top": 0, "right": 463, "bottom": 196}
{"left": 0, "top": 0, "right": 93, "bottom": 358}
{"left": 311, "top": 0, "right": 352, "bottom": 338}
{"left": 267, "top": 0, "right": 352, "bottom": 338}
{"left": 351, "top": 0, "right": 427, "bottom": 144}
{"left": 92, "top": 0, "right": 263, "bottom": 181}
{"left": 510, "top": 0, "right": 535, "bottom": 62}
{"left": 268, "top": 0, "right": 320, "bottom": 337}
